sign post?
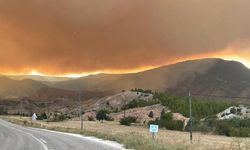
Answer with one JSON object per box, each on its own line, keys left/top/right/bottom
{"left": 189, "top": 91, "right": 193, "bottom": 143}
{"left": 149, "top": 124, "right": 159, "bottom": 140}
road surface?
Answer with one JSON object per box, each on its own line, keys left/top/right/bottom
{"left": 0, "top": 119, "right": 125, "bottom": 150}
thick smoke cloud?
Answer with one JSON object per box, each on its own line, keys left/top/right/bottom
{"left": 0, "top": 0, "right": 250, "bottom": 75}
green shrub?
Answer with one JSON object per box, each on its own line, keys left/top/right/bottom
{"left": 153, "top": 93, "right": 233, "bottom": 119}
{"left": 131, "top": 88, "right": 153, "bottom": 94}
{"left": 166, "top": 120, "right": 184, "bottom": 131}
{"left": 96, "top": 109, "right": 109, "bottom": 122}
{"left": 215, "top": 120, "right": 231, "bottom": 136}
{"left": 41, "top": 112, "right": 47, "bottom": 120}
{"left": 0, "top": 107, "right": 7, "bottom": 115}
{"left": 120, "top": 116, "right": 137, "bottom": 126}
{"left": 37, "top": 112, "right": 48, "bottom": 120}
{"left": 159, "top": 113, "right": 183, "bottom": 131}
{"left": 47, "top": 112, "right": 66, "bottom": 122}
{"left": 229, "top": 127, "right": 250, "bottom": 137}
{"left": 122, "top": 99, "right": 159, "bottom": 110}
{"left": 185, "top": 117, "right": 250, "bottom": 137}
{"left": 148, "top": 112, "right": 184, "bottom": 131}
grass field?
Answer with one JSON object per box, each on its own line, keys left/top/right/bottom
{"left": 1, "top": 115, "right": 250, "bottom": 150}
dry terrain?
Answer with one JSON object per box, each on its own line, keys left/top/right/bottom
{"left": 1, "top": 116, "right": 250, "bottom": 150}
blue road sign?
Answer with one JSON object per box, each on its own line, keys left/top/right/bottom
{"left": 149, "top": 124, "right": 159, "bottom": 133}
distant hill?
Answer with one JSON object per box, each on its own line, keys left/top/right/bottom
{"left": 0, "top": 76, "right": 47, "bottom": 99}
{"left": 1, "top": 58, "right": 250, "bottom": 100}
{"left": 55, "top": 58, "right": 250, "bottom": 98}
{"left": 7, "top": 75, "right": 70, "bottom": 82}
{"left": 29, "top": 87, "right": 113, "bottom": 101}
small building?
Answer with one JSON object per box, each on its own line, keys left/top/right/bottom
{"left": 32, "top": 113, "right": 37, "bottom": 121}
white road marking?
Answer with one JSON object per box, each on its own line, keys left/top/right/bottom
{"left": 32, "top": 128, "right": 126, "bottom": 149}
{"left": 40, "top": 138, "right": 47, "bottom": 144}
{"left": 0, "top": 121, "right": 48, "bottom": 150}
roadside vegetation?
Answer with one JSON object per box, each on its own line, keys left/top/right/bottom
{"left": 0, "top": 116, "right": 186, "bottom": 150}
{"left": 0, "top": 107, "right": 7, "bottom": 115}
{"left": 127, "top": 89, "right": 250, "bottom": 138}
{"left": 149, "top": 112, "right": 184, "bottom": 131}
{"left": 153, "top": 92, "right": 233, "bottom": 119}
{"left": 120, "top": 116, "right": 137, "bottom": 126}
{"left": 1, "top": 88, "right": 250, "bottom": 148}
{"left": 186, "top": 117, "right": 250, "bottom": 137}
{"left": 96, "top": 109, "right": 112, "bottom": 122}
{"left": 122, "top": 99, "right": 159, "bottom": 110}
{"left": 2, "top": 115, "right": 250, "bottom": 150}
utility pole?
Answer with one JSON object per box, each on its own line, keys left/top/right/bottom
{"left": 122, "top": 94, "right": 126, "bottom": 118}
{"left": 20, "top": 99, "right": 23, "bottom": 118}
{"left": 189, "top": 91, "right": 193, "bottom": 143}
{"left": 79, "top": 91, "right": 83, "bottom": 130}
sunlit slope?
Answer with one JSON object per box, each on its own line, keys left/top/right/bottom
{"left": 55, "top": 58, "right": 250, "bottom": 98}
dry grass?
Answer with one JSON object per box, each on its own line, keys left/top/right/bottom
{"left": 1, "top": 115, "right": 250, "bottom": 150}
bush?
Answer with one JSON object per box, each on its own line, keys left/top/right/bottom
{"left": 165, "top": 120, "right": 184, "bottom": 131}
{"left": 96, "top": 109, "right": 109, "bottom": 122}
{"left": 148, "top": 112, "right": 184, "bottom": 131}
{"left": 215, "top": 120, "right": 231, "bottom": 136}
{"left": 185, "top": 117, "right": 250, "bottom": 137}
{"left": 131, "top": 88, "right": 153, "bottom": 94}
{"left": 41, "top": 112, "right": 47, "bottom": 120}
{"left": 159, "top": 113, "right": 184, "bottom": 131}
{"left": 37, "top": 112, "right": 48, "bottom": 120}
{"left": 0, "top": 107, "right": 7, "bottom": 115}
{"left": 47, "top": 112, "right": 66, "bottom": 122}
{"left": 230, "top": 108, "right": 236, "bottom": 114}
{"left": 148, "top": 111, "right": 154, "bottom": 118}
{"left": 88, "top": 116, "right": 95, "bottom": 121}
{"left": 185, "top": 116, "right": 216, "bottom": 133}
{"left": 106, "top": 116, "right": 114, "bottom": 121}
{"left": 229, "top": 127, "right": 250, "bottom": 137}
{"left": 37, "top": 115, "right": 43, "bottom": 120}
{"left": 122, "top": 99, "right": 159, "bottom": 110}
{"left": 120, "top": 116, "right": 137, "bottom": 126}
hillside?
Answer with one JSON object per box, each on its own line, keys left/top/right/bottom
{"left": 8, "top": 75, "right": 70, "bottom": 82}
{"left": 1, "top": 58, "right": 250, "bottom": 100}
{"left": 55, "top": 58, "right": 250, "bottom": 98}
{"left": 0, "top": 76, "right": 47, "bottom": 99}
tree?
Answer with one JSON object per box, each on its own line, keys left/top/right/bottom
{"left": 96, "top": 109, "right": 109, "bottom": 123}
{"left": 148, "top": 111, "right": 154, "bottom": 118}
{"left": 160, "top": 109, "right": 165, "bottom": 118}
{"left": 41, "top": 112, "right": 47, "bottom": 120}
{"left": 120, "top": 116, "right": 137, "bottom": 126}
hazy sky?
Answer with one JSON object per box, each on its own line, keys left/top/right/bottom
{"left": 1, "top": 0, "right": 250, "bottom": 76}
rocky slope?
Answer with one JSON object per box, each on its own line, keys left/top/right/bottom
{"left": 217, "top": 105, "right": 250, "bottom": 120}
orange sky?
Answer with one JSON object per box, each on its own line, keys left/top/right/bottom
{"left": 1, "top": 0, "right": 250, "bottom": 77}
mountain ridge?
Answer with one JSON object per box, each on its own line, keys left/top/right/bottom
{"left": 1, "top": 58, "right": 250, "bottom": 99}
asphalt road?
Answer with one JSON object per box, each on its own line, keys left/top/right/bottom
{"left": 0, "top": 119, "right": 125, "bottom": 150}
